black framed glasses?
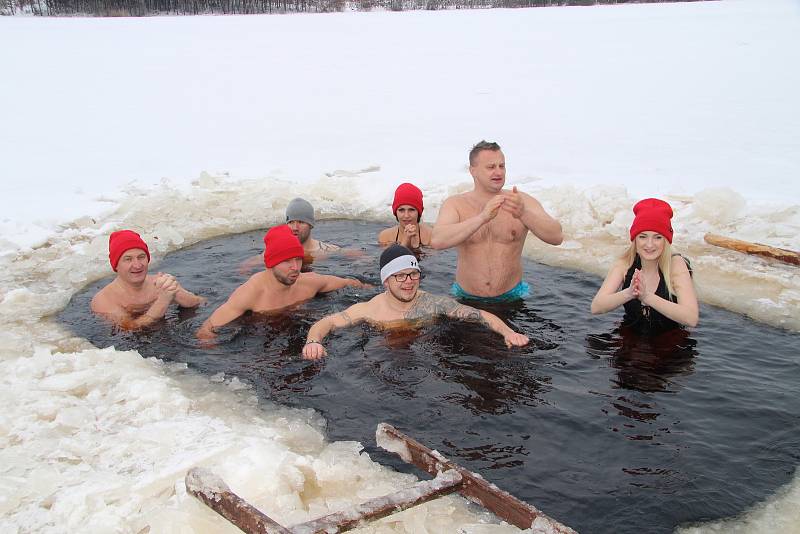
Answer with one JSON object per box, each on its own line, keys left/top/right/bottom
{"left": 392, "top": 271, "right": 421, "bottom": 282}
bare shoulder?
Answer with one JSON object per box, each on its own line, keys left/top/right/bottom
{"left": 378, "top": 226, "right": 398, "bottom": 243}
{"left": 90, "top": 283, "right": 115, "bottom": 313}
{"left": 229, "top": 272, "right": 265, "bottom": 303}
{"left": 298, "top": 271, "right": 325, "bottom": 286}
{"left": 671, "top": 254, "right": 692, "bottom": 275}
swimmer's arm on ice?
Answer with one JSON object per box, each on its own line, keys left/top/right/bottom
{"left": 430, "top": 196, "right": 503, "bottom": 250}
{"left": 512, "top": 190, "right": 563, "bottom": 246}
{"left": 640, "top": 256, "right": 699, "bottom": 327}
{"left": 302, "top": 305, "right": 367, "bottom": 360}
{"left": 196, "top": 284, "right": 253, "bottom": 339}
{"left": 591, "top": 260, "right": 635, "bottom": 315}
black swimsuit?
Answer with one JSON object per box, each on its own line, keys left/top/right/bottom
{"left": 622, "top": 254, "right": 692, "bottom": 333}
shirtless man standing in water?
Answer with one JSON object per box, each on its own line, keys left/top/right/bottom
{"left": 302, "top": 244, "right": 529, "bottom": 359}
{"left": 199, "top": 224, "right": 367, "bottom": 340}
{"left": 91, "top": 230, "right": 204, "bottom": 329}
{"left": 431, "top": 141, "right": 563, "bottom": 300}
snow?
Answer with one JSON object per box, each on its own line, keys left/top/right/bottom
{"left": 0, "top": 0, "right": 799, "bottom": 532}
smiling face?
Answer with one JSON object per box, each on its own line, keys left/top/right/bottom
{"left": 287, "top": 220, "right": 312, "bottom": 244}
{"left": 271, "top": 256, "right": 303, "bottom": 286}
{"left": 469, "top": 149, "right": 506, "bottom": 194}
{"left": 116, "top": 248, "right": 149, "bottom": 284}
{"left": 384, "top": 268, "right": 421, "bottom": 303}
{"left": 395, "top": 205, "right": 420, "bottom": 226}
{"left": 635, "top": 231, "right": 666, "bottom": 261}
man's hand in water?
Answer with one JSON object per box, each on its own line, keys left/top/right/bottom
{"left": 501, "top": 186, "right": 525, "bottom": 219}
{"left": 302, "top": 341, "right": 327, "bottom": 360}
{"left": 481, "top": 195, "right": 506, "bottom": 223}
{"left": 504, "top": 331, "right": 530, "bottom": 347}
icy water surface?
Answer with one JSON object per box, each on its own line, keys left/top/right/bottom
{"left": 60, "top": 220, "right": 800, "bottom": 534}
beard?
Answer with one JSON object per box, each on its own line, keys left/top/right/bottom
{"left": 296, "top": 227, "right": 311, "bottom": 244}
{"left": 273, "top": 270, "right": 298, "bottom": 286}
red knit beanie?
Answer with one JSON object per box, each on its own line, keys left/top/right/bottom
{"left": 108, "top": 230, "right": 150, "bottom": 271}
{"left": 392, "top": 183, "right": 424, "bottom": 220}
{"left": 629, "top": 198, "right": 674, "bottom": 243}
{"left": 263, "top": 225, "right": 305, "bottom": 268}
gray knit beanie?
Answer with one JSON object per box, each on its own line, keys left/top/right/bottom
{"left": 285, "top": 198, "right": 315, "bottom": 227}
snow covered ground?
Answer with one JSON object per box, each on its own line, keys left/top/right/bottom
{"left": 0, "top": 0, "right": 798, "bottom": 532}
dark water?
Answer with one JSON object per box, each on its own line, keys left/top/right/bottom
{"left": 60, "top": 220, "right": 800, "bottom": 534}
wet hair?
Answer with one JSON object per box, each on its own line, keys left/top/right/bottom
{"left": 469, "top": 140, "right": 502, "bottom": 166}
{"left": 621, "top": 239, "right": 676, "bottom": 297}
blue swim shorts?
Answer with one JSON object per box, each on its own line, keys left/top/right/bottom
{"left": 450, "top": 281, "right": 530, "bottom": 303}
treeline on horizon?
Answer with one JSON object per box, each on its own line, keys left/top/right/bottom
{"left": 3, "top": 0, "right": 702, "bottom": 16}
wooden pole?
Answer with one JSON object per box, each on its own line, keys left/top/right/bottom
{"left": 295, "top": 470, "right": 463, "bottom": 533}
{"left": 376, "top": 423, "right": 577, "bottom": 533}
{"left": 185, "top": 467, "right": 291, "bottom": 534}
{"left": 704, "top": 233, "right": 799, "bottom": 266}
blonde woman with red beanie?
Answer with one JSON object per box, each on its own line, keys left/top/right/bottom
{"left": 378, "top": 183, "right": 433, "bottom": 249}
{"left": 591, "top": 198, "right": 698, "bottom": 332}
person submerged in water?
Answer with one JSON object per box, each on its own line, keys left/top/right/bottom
{"left": 91, "top": 230, "right": 204, "bottom": 330}
{"left": 285, "top": 197, "right": 340, "bottom": 255}
{"left": 378, "top": 182, "right": 433, "bottom": 249}
{"left": 431, "top": 140, "right": 563, "bottom": 301}
{"left": 240, "top": 197, "right": 341, "bottom": 274}
{"left": 199, "top": 225, "right": 368, "bottom": 340}
{"left": 302, "top": 244, "right": 530, "bottom": 359}
{"left": 591, "top": 198, "right": 699, "bottom": 332}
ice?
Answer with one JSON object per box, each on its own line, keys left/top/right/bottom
{"left": 0, "top": 0, "right": 798, "bottom": 532}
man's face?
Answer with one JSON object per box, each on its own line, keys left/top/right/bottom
{"left": 287, "top": 220, "right": 312, "bottom": 244}
{"left": 116, "top": 248, "right": 149, "bottom": 283}
{"left": 395, "top": 205, "right": 420, "bottom": 226}
{"left": 470, "top": 149, "right": 506, "bottom": 193}
{"left": 385, "top": 268, "right": 421, "bottom": 303}
{"left": 272, "top": 256, "right": 303, "bottom": 286}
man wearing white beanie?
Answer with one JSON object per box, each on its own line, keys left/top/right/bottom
{"left": 302, "top": 244, "right": 529, "bottom": 359}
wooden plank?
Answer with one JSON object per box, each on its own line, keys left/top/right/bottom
{"left": 704, "top": 233, "right": 799, "bottom": 266}
{"left": 289, "top": 470, "right": 463, "bottom": 534}
{"left": 376, "top": 423, "right": 577, "bottom": 533}
{"left": 185, "top": 467, "right": 292, "bottom": 534}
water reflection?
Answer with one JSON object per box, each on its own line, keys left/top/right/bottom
{"left": 587, "top": 327, "right": 697, "bottom": 393}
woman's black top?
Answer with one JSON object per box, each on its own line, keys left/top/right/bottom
{"left": 622, "top": 254, "right": 691, "bottom": 333}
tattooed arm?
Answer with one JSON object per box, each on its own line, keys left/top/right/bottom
{"left": 412, "top": 293, "right": 529, "bottom": 348}
{"left": 302, "top": 303, "right": 368, "bottom": 360}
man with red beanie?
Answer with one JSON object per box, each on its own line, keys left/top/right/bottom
{"left": 91, "top": 230, "right": 204, "bottom": 329}
{"left": 432, "top": 141, "right": 563, "bottom": 301}
{"left": 198, "top": 225, "right": 367, "bottom": 339}
{"left": 378, "top": 182, "right": 433, "bottom": 249}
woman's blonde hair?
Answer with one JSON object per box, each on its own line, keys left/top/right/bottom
{"left": 621, "top": 238, "right": 675, "bottom": 297}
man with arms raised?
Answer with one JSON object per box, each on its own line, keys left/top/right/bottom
{"left": 302, "top": 245, "right": 529, "bottom": 359}
{"left": 431, "top": 141, "right": 563, "bottom": 300}
{"left": 199, "top": 224, "right": 365, "bottom": 339}
{"left": 91, "top": 230, "right": 204, "bottom": 329}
